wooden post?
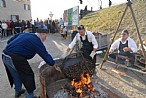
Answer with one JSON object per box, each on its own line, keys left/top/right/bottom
{"left": 129, "top": 3, "right": 146, "bottom": 70}
{"left": 100, "top": 3, "right": 128, "bottom": 69}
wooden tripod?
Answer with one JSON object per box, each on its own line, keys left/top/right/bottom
{"left": 100, "top": 0, "right": 146, "bottom": 70}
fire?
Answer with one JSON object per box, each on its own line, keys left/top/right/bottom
{"left": 71, "top": 71, "right": 95, "bottom": 97}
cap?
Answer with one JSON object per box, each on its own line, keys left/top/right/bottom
{"left": 78, "top": 25, "right": 85, "bottom": 30}
{"left": 36, "top": 28, "right": 48, "bottom": 34}
{"left": 122, "top": 29, "right": 129, "bottom": 35}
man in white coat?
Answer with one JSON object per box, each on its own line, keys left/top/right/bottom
{"left": 109, "top": 29, "right": 137, "bottom": 67}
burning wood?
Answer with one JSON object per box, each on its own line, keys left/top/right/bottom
{"left": 71, "top": 71, "right": 95, "bottom": 95}
{"left": 53, "top": 71, "right": 108, "bottom": 98}
{"left": 54, "top": 80, "right": 108, "bottom": 98}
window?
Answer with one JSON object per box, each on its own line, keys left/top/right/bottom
{"left": 11, "top": 15, "right": 19, "bottom": 21}
{"left": 24, "top": 4, "right": 30, "bottom": 10}
{"left": 0, "top": 0, "right": 6, "bottom": 7}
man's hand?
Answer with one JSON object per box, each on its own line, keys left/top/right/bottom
{"left": 109, "top": 49, "right": 114, "bottom": 54}
{"left": 60, "top": 51, "right": 69, "bottom": 59}
{"left": 54, "top": 65, "right": 62, "bottom": 72}
{"left": 90, "top": 51, "right": 96, "bottom": 59}
{"left": 123, "top": 47, "right": 132, "bottom": 52}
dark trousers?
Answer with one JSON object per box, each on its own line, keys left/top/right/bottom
{"left": 108, "top": 52, "right": 135, "bottom": 64}
{"left": 3, "top": 50, "right": 36, "bottom": 93}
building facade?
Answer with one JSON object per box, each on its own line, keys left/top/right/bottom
{"left": 0, "top": 0, "right": 31, "bottom": 21}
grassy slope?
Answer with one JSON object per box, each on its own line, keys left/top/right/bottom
{"left": 79, "top": 0, "right": 146, "bottom": 44}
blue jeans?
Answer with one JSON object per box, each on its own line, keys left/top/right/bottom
{"left": 2, "top": 29, "right": 7, "bottom": 37}
{"left": 2, "top": 54, "right": 34, "bottom": 98}
{"left": 2, "top": 54, "right": 22, "bottom": 93}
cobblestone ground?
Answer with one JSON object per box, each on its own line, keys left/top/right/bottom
{"left": 0, "top": 33, "right": 146, "bottom": 98}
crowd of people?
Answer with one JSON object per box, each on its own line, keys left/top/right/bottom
{"left": 0, "top": 18, "right": 64, "bottom": 38}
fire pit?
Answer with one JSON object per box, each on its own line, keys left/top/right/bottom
{"left": 52, "top": 79, "right": 108, "bottom": 98}
{"left": 52, "top": 71, "right": 109, "bottom": 98}
{"left": 39, "top": 59, "right": 120, "bottom": 98}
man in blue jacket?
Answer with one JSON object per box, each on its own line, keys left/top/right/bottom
{"left": 2, "top": 28, "right": 55, "bottom": 98}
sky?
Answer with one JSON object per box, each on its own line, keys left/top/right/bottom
{"left": 31, "top": 0, "right": 127, "bottom": 20}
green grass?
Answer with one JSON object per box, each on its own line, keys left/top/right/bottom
{"left": 79, "top": 0, "right": 146, "bottom": 45}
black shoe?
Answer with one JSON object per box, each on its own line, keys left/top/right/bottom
{"left": 15, "top": 89, "right": 25, "bottom": 98}
{"left": 34, "top": 95, "right": 40, "bottom": 98}
{"left": 95, "top": 63, "right": 100, "bottom": 66}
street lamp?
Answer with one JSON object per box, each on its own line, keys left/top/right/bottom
{"left": 49, "top": 11, "right": 53, "bottom": 20}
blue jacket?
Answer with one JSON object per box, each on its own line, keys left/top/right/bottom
{"left": 5, "top": 33, "right": 55, "bottom": 66}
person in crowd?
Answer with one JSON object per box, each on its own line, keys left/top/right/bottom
{"left": 0, "top": 20, "right": 2, "bottom": 34}
{"left": 21, "top": 20, "right": 26, "bottom": 31}
{"left": 46, "top": 18, "right": 51, "bottom": 33}
{"left": 59, "top": 18, "right": 64, "bottom": 27}
{"left": 39, "top": 21, "right": 48, "bottom": 30}
{"left": 2, "top": 28, "right": 58, "bottom": 98}
{"left": 108, "top": 29, "right": 138, "bottom": 67}
{"left": 55, "top": 19, "right": 59, "bottom": 33}
{"left": 6, "top": 20, "right": 10, "bottom": 28}
{"left": 60, "top": 26, "right": 67, "bottom": 39}
{"left": 36, "top": 18, "right": 40, "bottom": 27}
{"left": 1, "top": 20, "right": 8, "bottom": 37}
{"left": 6, "top": 20, "right": 12, "bottom": 36}
{"left": 0, "top": 20, "right": 2, "bottom": 27}
{"left": 15, "top": 20, "right": 21, "bottom": 33}
{"left": 30, "top": 19, "right": 36, "bottom": 33}
{"left": 109, "top": 0, "right": 112, "bottom": 7}
{"left": 26, "top": 20, "right": 31, "bottom": 28}
{"left": 61, "top": 25, "right": 98, "bottom": 66}
{"left": 10, "top": 20, "right": 15, "bottom": 35}
{"left": 51, "top": 20, "right": 56, "bottom": 33}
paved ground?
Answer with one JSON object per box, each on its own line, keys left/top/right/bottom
{"left": 95, "top": 57, "right": 146, "bottom": 98}
{"left": 0, "top": 33, "right": 146, "bottom": 98}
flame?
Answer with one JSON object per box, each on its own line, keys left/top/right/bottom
{"left": 71, "top": 71, "right": 95, "bottom": 97}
